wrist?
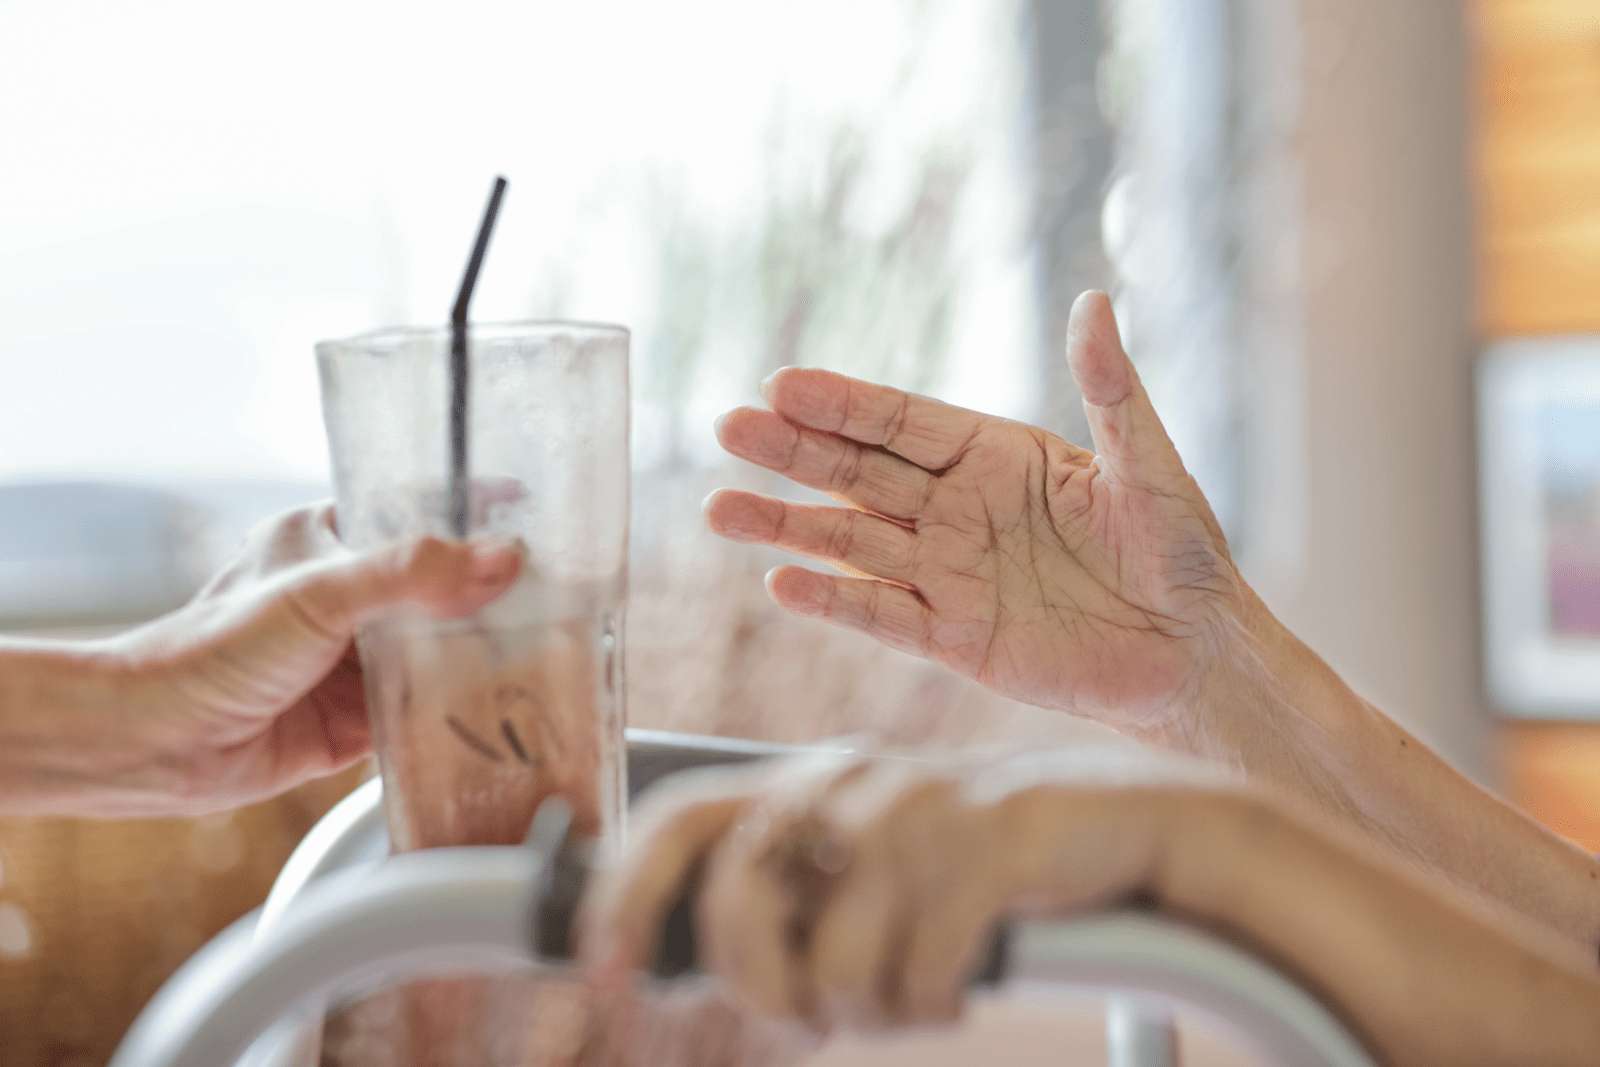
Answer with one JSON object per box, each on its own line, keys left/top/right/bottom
{"left": 1136, "top": 583, "right": 1372, "bottom": 778}
{"left": 0, "top": 637, "right": 170, "bottom": 815}
{"left": 994, "top": 783, "right": 1188, "bottom": 912}
{"left": 1150, "top": 787, "right": 1282, "bottom": 921}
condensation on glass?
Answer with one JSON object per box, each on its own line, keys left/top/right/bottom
{"left": 315, "top": 321, "right": 629, "bottom": 1066}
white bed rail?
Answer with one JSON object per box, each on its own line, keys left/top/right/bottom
{"left": 110, "top": 731, "right": 1378, "bottom": 1067}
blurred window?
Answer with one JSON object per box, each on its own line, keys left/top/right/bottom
{"left": 1101, "top": 0, "right": 1304, "bottom": 554}
{"left": 0, "top": 0, "right": 1047, "bottom": 631}
{"left": 0, "top": 0, "right": 1040, "bottom": 486}
{"left": 0, "top": 0, "right": 1149, "bottom": 753}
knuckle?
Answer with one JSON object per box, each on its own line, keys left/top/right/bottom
{"left": 884, "top": 393, "right": 911, "bottom": 448}
{"left": 781, "top": 421, "right": 805, "bottom": 470}
{"left": 768, "top": 500, "right": 789, "bottom": 544}
{"left": 816, "top": 574, "right": 844, "bottom": 621}
{"left": 880, "top": 531, "right": 916, "bottom": 576}
{"left": 860, "top": 581, "right": 884, "bottom": 626}
{"left": 388, "top": 536, "right": 458, "bottom": 593}
{"left": 310, "top": 499, "right": 338, "bottom": 527}
{"left": 829, "top": 442, "right": 865, "bottom": 491}
{"left": 837, "top": 378, "right": 862, "bottom": 435}
{"left": 280, "top": 572, "right": 352, "bottom": 644}
{"left": 826, "top": 514, "right": 859, "bottom": 561}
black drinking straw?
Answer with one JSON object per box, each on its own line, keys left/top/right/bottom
{"left": 449, "top": 175, "right": 509, "bottom": 538}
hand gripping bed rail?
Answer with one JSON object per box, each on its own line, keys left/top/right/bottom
{"left": 110, "top": 731, "right": 1380, "bottom": 1067}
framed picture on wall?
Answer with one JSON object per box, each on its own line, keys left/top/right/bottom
{"left": 1481, "top": 337, "right": 1600, "bottom": 718}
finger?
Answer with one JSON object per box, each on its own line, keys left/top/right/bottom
{"left": 578, "top": 769, "right": 762, "bottom": 981}
{"left": 761, "top": 367, "right": 989, "bottom": 473}
{"left": 699, "top": 822, "right": 817, "bottom": 1023}
{"left": 765, "top": 566, "right": 935, "bottom": 659}
{"left": 1065, "top": 291, "right": 1187, "bottom": 481}
{"left": 685, "top": 757, "right": 871, "bottom": 1026}
{"left": 707, "top": 492, "right": 919, "bottom": 585}
{"left": 284, "top": 537, "right": 522, "bottom": 644}
{"left": 265, "top": 688, "right": 374, "bottom": 781}
{"left": 305, "top": 655, "right": 373, "bottom": 759}
{"left": 311, "top": 499, "right": 341, "bottom": 541}
{"left": 898, "top": 887, "right": 998, "bottom": 1026}
{"left": 197, "top": 682, "right": 373, "bottom": 811}
{"left": 818, "top": 771, "right": 986, "bottom": 1027}
{"left": 309, "top": 655, "right": 374, "bottom": 759}
{"left": 320, "top": 500, "right": 343, "bottom": 539}
{"left": 808, "top": 858, "right": 899, "bottom": 1031}
{"left": 582, "top": 755, "right": 867, "bottom": 986}
{"left": 715, "top": 407, "right": 935, "bottom": 522}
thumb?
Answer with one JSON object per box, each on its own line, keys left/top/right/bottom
{"left": 1066, "top": 291, "right": 1187, "bottom": 481}
{"left": 286, "top": 536, "right": 522, "bottom": 641}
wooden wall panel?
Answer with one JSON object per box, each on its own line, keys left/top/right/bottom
{"left": 1476, "top": 0, "right": 1600, "bottom": 336}
{"left": 0, "top": 766, "right": 367, "bottom": 1067}
{"left": 1502, "top": 723, "right": 1600, "bottom": 851}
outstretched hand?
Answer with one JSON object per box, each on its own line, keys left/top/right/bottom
{"left": 705, "top": 291, "right": 1249, "bottom": 734}
{"left": 46, "top": 504, "right": 522, "bottom": 816}
{"left": 710, "top": 291, "right": 1600, "bottom": 973}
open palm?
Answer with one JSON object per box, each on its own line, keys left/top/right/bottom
{"left": 705, "top": 292, "right": 1245, "bottom": 733}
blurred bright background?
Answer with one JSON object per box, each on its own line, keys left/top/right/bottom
{"left": 0, "top": 0, "right": 1043, "bottom": 484}
{"left": 11, "top": 0, "right": 1600, "bottom": 1062}
{"left": 0, "top": 0, "right": 1054, "bottom": 630}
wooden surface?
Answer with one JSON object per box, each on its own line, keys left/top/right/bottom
{"left": 1474, "top": 0, "right": 1600, "bottom": 336}
{"left": 1502, "top": 722, "right": 1600, "bottom": 851}
{"left": 0, "top": 766, "right": 367, "bottom": 1067}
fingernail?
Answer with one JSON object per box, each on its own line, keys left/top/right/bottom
{"left": 713, "top": 411, "right": 732, "bottom": 437}
{"left": 759, "top": 368, "right": 791, "bottom": 400}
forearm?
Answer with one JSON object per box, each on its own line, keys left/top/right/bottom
{"left": 0, "top": 638, "right": 166, "bottom": 814}
{"left": 1152, "top": 791, "right": 1600, "bottom": 1067}
{"left": 1139, "top": 589, "right": 1600, "bottom": 957}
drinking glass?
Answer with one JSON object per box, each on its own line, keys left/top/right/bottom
{"left": 315, "top": 320, "right": 630, "bottom": 1064}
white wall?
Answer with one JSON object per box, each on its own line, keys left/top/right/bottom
{"left": 1248, "top": 1, "right": 1487, "bottom": 779}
